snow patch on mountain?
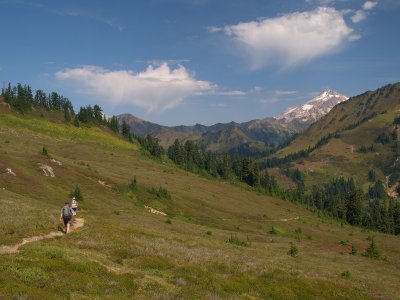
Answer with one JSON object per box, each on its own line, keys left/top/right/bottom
{"left": 275, "top": 90, "right": 348, "bottom": 124}
{"left": 302, "top": 104, "right": 314, "bottom": 111}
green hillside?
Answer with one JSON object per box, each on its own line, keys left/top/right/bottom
{"left": 275, "top": 83, "right": 400, "bottom": 188}
{"left": 1, "top": 99, "right": 400, "bottom": 299}
{"left": 278, "top": 83, "right": 400, "bottom": 155}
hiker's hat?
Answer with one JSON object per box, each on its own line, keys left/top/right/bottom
{"left": 72, "top": 197, "right": 76, "bottom": 200}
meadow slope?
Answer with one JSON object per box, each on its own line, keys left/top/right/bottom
{"left": 0, "top": 108, "right": 399, "bottom": 299}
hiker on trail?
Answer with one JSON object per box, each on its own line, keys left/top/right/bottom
{"left": 71, "top": 197, "right": 78, "bottom": 214}
{"left": 60, "top": 202, "right": 73, "bottom": 234}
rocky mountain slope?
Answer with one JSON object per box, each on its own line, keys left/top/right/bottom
{"left": 275, "top": 90, "right": 349, "bottom": 131}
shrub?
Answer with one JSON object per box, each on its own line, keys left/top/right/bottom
{"left": 165, "top": 218, "right": 172, "bottom": 224}
{"left": 294, "top": 227, "right": 302, "bottom": 241}
{"left": 129, "top": 176, "right": 137, "bottom": 191}
{"left": 350, "top": 244, "right": 358, "bottom": 255}
{"left": 269, "top": 225, "right": 277, "bottom": 235}
{"left": 376, "top": 133, "right": 390, "bottom": 145}
{"left": 227, "top": 235, "right": 248, "bottom": 247}
{"left": 42, "top": 146, "right": 48, "bottom": 156}
{"left": 363, "top": 237, "right": 380, "bottom": 259}
{"left": 148, "top": 186, "right": 171, "bottom": 199}
{"left": 341, "top": 270, "right": 352, "bottom": 279}
{"left": 288, "top": 242, "right": 299, "bottom": 257}
{"left": 206, "top": 231, "right": 212, "bottom": 235}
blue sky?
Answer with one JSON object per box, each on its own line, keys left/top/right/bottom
{"left": 0, "top": 0, "right": 399, "bottom": 126}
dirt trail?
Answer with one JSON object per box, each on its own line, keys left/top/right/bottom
{"left": 0, "top": 218, "right": 85, "bottom": 254}
{"left": 222, "top": 216, "right": 301, "bottom": 222}
{"left": 267, "top": 216, "right": 300, "bottom": 222}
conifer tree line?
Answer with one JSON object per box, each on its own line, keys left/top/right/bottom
{"left": 117, "top": 119, "right": 165, "bottom": 157}
{"left": 1, "top": 82, "right": 122, "bottom": 133}
{"left": 167, "top": 139, "right": 278, "bottom": 189}
{"left": 286, "top": 177, "right": 400, "bottom": 235}
{"left": 0, "top": 83, "right": 166, "bottom": 156}
{"left": 1, "top": 82, "right": 74, "bottom": 115}
{"left": 163, "top": 135, "right": 297, "bottom": 190}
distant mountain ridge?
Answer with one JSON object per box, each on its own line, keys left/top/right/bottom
{"left": 118, "top": 90, "right": 348, "bottom": 153}
{"left": 118, "top": 114, "right": 291, "bottom": 154}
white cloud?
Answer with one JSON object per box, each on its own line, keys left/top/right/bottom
{"left": 206, "top": 26, "right": 223, "bottom": 33}
{"left": 259, "top": 98, "right": 279, "bottom": 104}
{"left": 305, "top": 0, "right": 337, "bottom": 5}
{"left": 351, "top": 10, "right": 367, "bottom": 23}
{"left": 56, "top": 63, "right": 214, "bottom": 112}
{"left": 250, "top": 86, "right": 263, "bottom": 94}
{"left": 220, "top": 7, "right": 356, "bottom": 69}
{"left": 363, "top": 1, "right": 378, "bottom": 10}
{"left": 217, "top": 90, "right": 246, "bottom": 96}
{"left": 274, "top": 90, "right": 297, "bottom": 96}
{"left": 137, "top": 59, "right": 191, "bottom": 65}
{"left": 348, "top": 34, "right": 361, "bottom": 41}
{"left": 351, "top": 1, "right": 378, "bottom": 24}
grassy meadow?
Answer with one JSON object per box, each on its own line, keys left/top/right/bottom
{"left": 0, "top": 108, "right": 400, "bottom": 299}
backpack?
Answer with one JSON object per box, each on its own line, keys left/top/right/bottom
{"left": 62, "top": 206, "right": 71, "bottom": 218}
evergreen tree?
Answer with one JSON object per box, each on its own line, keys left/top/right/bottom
{"left": 368, "top": 170, "right": 376, "bottom": 182}
{"left": 368, "top": 180, "right": 386, "bottom": 199}
{"left": 129, "top": 176, "right": 137, "bottom": 191}
{"left": 93, "top": 104, "right": 103, "bottom": 123}
{"left": 287, "top": 242, "right": 299, "bottom": 257}
{"left": 73, "top": 116, "right": 80, "bottom": 127}
{"left": 108, "top": 116, "right": 119, "bottom": 133}
{"left": 346, "top": 189, "right": 363, "bottom": 225}
{"left": 70, "top": 185, "right": 84, "bottom": 201}
{"left": 121, "top": 121, "right": 131, "bottom": 138}
{"left": 64, "top": 108, "right": 71, "bottom": 122}
{"left": 363, "top": 237, "right": 380, "bottom": 259}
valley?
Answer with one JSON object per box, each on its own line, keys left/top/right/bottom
{"left": 0, "top": 86, "right": 399, "bottom": 298}
{"left": 2, "top": 1, "right": 399, "bottom": 298}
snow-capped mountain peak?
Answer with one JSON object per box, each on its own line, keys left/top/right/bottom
{"left": 274, "top": 90, "right": 349, "bottom": 125}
